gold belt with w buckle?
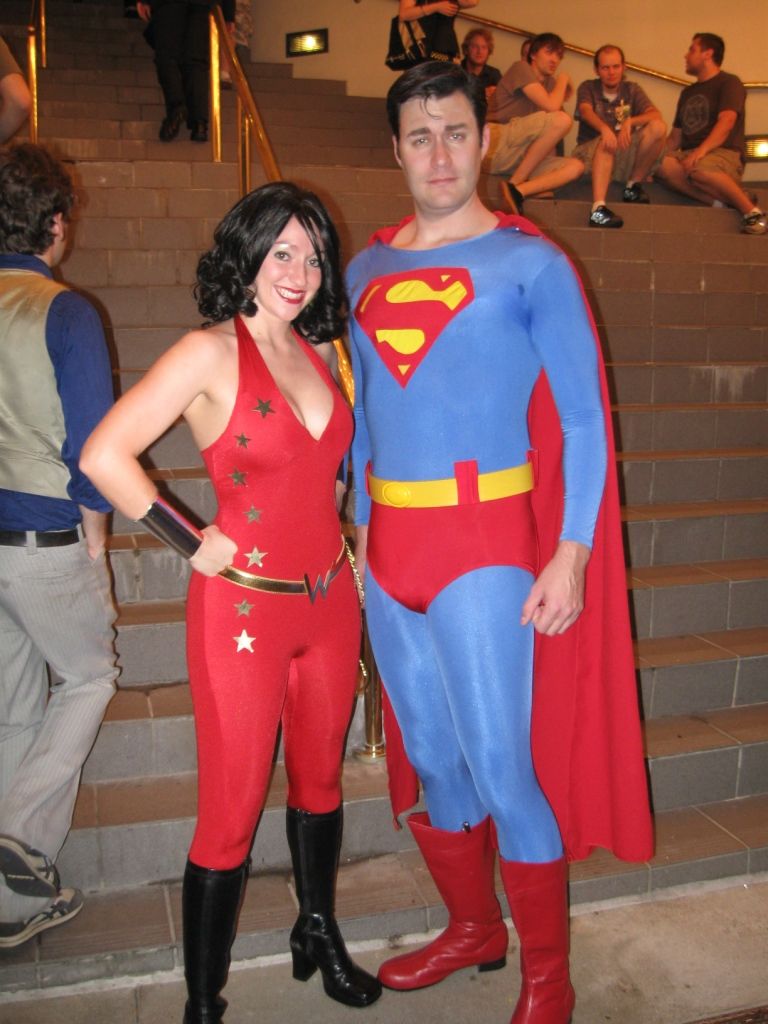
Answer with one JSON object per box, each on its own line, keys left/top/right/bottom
{"left": 218, "top": 538, "right": 347, "bottom": 603}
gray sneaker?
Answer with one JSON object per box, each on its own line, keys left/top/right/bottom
{"left": 0, "top": 888, "right": 83, "bottom": 948}
{"left": 742, "top": 211, "right": 767, "bottom": 235}
{"left": 0, "top": 835, "right": 60, "bottom": 897}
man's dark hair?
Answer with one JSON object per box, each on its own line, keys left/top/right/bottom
{"left": 594, "top": 44, "right": 626, "bottom": 70}
{"left": 195, "top": 181, "right": 346, "bottom": 345}
{"left": 693, "top": 32, "right": 725, "bottom": 66}
{"left": 527, "top": 33, "right": 565, "bottom": 63}
{"left": 0, "top": 143, "right": 75, "bottom": 255}
{"left": 386, "top": 61, "right": 487, "bottom": 139}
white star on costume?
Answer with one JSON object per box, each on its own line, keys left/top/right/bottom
{"left": 233, "top": 629, "right": 255, "bottom": 653}
{"left": 245, "top": 546, "right": 267, "bottom": 567}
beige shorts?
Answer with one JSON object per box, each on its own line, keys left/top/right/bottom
{"left": 667, "top": 146, "right": 743, "bottom": 183}
{"left": 572, "top": 129, "right": 663, "bottom": 182}
{"left": 483, "top": 113, "right": 572, "bottom": 179}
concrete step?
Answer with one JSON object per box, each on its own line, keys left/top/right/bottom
{"left": 629, "top": 558, "right": 768, "bottom": 640}
{"left": 636, "top": 627, "right": 768, "bottom": 717}
{"left": 620, "top": 447, "right": 768, "bottom": 504}
{"left": 614, "top": 401, "right": 768, "bottom": 451}
{"left": 47, "top": 688, "right": 768, "bottom": 894}
{"left": 609, "top": 361, "right": 768, "bottom": 406}
{"left": 2, "top": 791, "right": 765, "bottom": 994}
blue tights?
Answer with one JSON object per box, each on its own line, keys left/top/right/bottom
{"left": 365, "top": 564, "right": 563, "bottom": 863}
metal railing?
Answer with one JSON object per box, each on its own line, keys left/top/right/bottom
{"left": 208, "top": 5, "right": 281, "bottom": 191}
{"left": 26, "top": 0, "right": 46, "bottom": 142}
{"left": 460, "top": 12, "right": 768, "bottom": 90}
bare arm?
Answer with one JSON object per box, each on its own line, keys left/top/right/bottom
{"left": 664, "top": 125, "right": 682, "bottom": 153}
{"left": 399, "top": 1, "right": 460, "bottom": 19}
{"left": 617, "top": 105, "right": 663, "bottom": 149}
{"left": 681, "top": 109, "right": 737, "bottom": 170}
{"left": 79, "top": 506, "right": 109, "bottom": 560}
{"left": 81, "top": 329, "right": 238, "bottom": 575}
{"left": 522, "top": 73, "right": 572, "bottom": 113}
{"left": 578, "top": 100, "right": 618, "bottom": 153}
{"left": 0, "top": 72, "right": 32, "bottom": 143}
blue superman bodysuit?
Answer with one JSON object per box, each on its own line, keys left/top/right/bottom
{"left": 347, "top": 218, "right": 607, "bottom": 864}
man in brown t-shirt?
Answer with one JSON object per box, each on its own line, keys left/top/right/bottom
{"left": 483, "top": 33, "right": 584, "bottom": 213}
{"left": 655, "top": 33, "right": 765, "bottom": 234}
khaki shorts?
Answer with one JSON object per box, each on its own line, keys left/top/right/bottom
{"left": 484, "top": 113, "right": 572, "bottom": 179}
{"left": 572, "top": 128, "right": 664, "bottom": 182}
{"left": 667, "top": 146, "right": 743, "bottom": 183}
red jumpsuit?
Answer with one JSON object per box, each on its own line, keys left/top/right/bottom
{"left": 186, "top": 316, "right": 360, "bottom": 869}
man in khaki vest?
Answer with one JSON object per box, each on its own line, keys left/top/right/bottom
{"left": 0, "top": 144, "right": 117, "bottom": 947}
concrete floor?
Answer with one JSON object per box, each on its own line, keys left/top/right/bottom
{"left": 2, "top": 875, "right": 767, "bottom": 1024}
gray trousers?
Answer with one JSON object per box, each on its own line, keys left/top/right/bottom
{"left": 0, "top": 536, "right": 118, "bottom": 922}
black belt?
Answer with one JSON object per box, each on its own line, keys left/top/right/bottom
{"left": 0, "top": 529, "right": 81, "bottom": 548}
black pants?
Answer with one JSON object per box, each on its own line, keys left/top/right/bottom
{"left": 152, "top": 1, "right": 209, "bottom": 122}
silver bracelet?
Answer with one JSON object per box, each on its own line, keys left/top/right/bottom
{"left": 138, "top": 496, "right": 204, "bottom": 559}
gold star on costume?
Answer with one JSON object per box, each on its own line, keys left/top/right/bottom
{"left": 235, "top": 433, "right": 251, "bottom": 448}
{"left": 229, "top": 469, "right": 247, "bottom": 486}
{"left": 245, "top": 546, "right": 267, "bottom": 568}
{"left": 245, "top": 505, "right": 262, "bottom": 523}
{"left": 234, "top": 599, "right": 254, "bottom": 616}
{"left": 234, "top": 629, "right": 255, "bottom": 653}
{"left": 253, "top": 398, "right": 275, "bottom": 418}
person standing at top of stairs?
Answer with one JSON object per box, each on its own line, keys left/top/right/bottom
{"left": 136, "top": 0, "right": 235, "bottom": 144}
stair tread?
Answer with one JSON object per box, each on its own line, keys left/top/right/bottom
{"left": 635, "top": 626, "right": 768, "bottom": 665}
{"left": 74, "top": 701, "right": 768, "bottom": 834}
{"left": 72, "top": 760, "right": 390, "bottom": 831}
{"left": 629, "top": 558, "right": 768, "bottom": 587}
{"left": 623, "top": 497, "right": 768, "bottom": 521}
{"left": 3, "top": 795, "right": 765, "bottom": 986}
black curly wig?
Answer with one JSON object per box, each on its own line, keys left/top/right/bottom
{"left": 196, "top": 182, "right": 346, "bottom": 345}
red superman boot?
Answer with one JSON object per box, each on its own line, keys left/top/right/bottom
{"left": 500, "top": 857, "right": 575, "bottom": 1024}
{"left": 378, "top": 813, "right": 509, "bottom": 990}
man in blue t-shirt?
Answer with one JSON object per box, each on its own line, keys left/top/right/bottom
{"left": 0, "top": 144, "right": 117, "bottom": 948}
{"left": 655, "top": 32, "right": 766, "bottom": 235}
{"left": 572, "top": 45, "right": 666, "bottom": 229}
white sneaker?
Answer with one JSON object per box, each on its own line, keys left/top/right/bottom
{"left": 742, "top": 211, "right": 767, "bottom": 235}
{"left": 0, "top": 888, "right": 83, "bottom": 948}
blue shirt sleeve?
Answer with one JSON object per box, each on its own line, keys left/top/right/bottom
{"left": 46, "top": 290, "right": 114, "bottom": 512}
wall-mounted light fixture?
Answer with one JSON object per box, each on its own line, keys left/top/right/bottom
{"left": 745, "top": 135, "right": 768, "bottom": 162}
{"left": 286, "top": 29, "right": 329, "bottom": 58}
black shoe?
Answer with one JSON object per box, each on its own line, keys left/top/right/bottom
{"left": 159, "top": 108, "right": 184, "bottom": 142}
{"left": 190, "top": 122, "right": 208, "bottom": 143}
{"left": 287, "top": 807, "right": 382, "bottom": 1007}
{"left": 182, "top": 860, "right": 248, "bottom": 1024}
{"left": 589, "top": 204, "right": 623, "bottom": 228}
{"left": 501, "top": 180, "right": 525, "bottom": 215}
{"left": 622, "top": 182, "right": 650, "bottom": 204}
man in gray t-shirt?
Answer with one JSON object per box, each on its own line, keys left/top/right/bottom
{"left": 483, "top": 33, "right": 584, "bottom": 213}
{"left": 572, "top": 45, "right": 666, "bottom": 229}
{"left": 655, "top": 33, "right": 765, "bottom": 235}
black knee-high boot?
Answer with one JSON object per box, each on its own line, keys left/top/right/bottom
{"left": 286, "top": 806, "right": 382, "bottom": 1007}
{"left": 182, "top": 859, "right": 248, "bottom": 1024}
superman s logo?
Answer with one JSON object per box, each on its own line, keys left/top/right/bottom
{"left": 354, "top": 268, "right": 474, "bottom": 387}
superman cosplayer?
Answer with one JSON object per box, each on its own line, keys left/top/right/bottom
{"left": 346, "top": 69, "right": 652, "bottom": 1020}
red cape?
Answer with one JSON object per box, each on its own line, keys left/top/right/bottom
{"left": 367, "top": 213, "right": 654, "bottom": 864}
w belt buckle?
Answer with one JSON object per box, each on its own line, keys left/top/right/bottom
{"left": 219, "top": 538, "right": 346, "bottom": 603}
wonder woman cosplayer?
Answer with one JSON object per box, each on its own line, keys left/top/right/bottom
{"left": 82, "top": 183, "right": 381, "bottom": 1021}
{"left": 347, "top": 62, "right": 652, "bottom": 1024}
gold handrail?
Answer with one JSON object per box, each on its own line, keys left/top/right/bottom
{"left": 208, "top": 5, "right": 281, "bottom": 190}
{"left": 27, "top": 0, "right": 46, "bottom": 142}
{"left": 460, "top": 12, "right": 767, "bottom": 90}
